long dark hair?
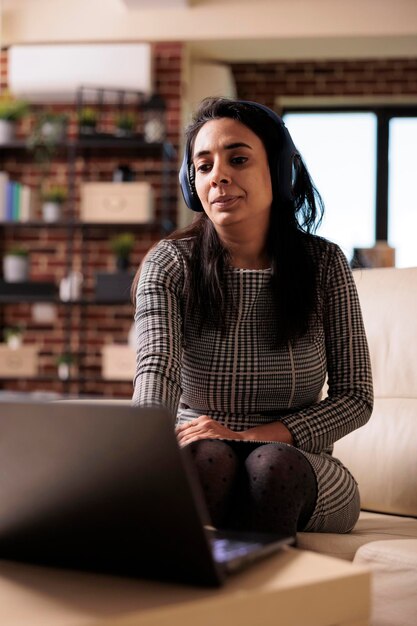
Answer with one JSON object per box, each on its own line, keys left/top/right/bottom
{"left": 133, "top": 97, "right": 324, "bottom": 345}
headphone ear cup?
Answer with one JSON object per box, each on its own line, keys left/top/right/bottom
{"left": 179, "top": 148, "right": 203, "bottom": 212}
{"left": 188, "top": 163, "right": 196, "bottom": 191}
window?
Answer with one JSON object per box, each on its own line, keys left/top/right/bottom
{"left": 388, "top": 117, "right": 417, "bottom": 268}
{"left": 283, "top": 112, "right": 376, "bottom": 263}
{"left": 282, "top": 106, "right": 417, "bottom": 268}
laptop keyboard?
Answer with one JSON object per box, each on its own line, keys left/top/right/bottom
{"left": 207, "top": 527, "right": 294, "bottom": 573}
{"left": 211, "top": 536, "right": 263, "bottom": 564}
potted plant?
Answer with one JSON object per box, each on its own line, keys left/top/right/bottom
{"left": 0, "top": 90, "right": 29, "bottom": 144}
{"left": 3, "top": 324, "right": 25, "bottom": 349}
{"left": 77, "top": 107, "right": 99, "bottom": 135}
{"left": 36, "top": 111, "right": 69, "bottom": 142}
{"left": 56, "top": 352, "right": 76, "bottom": 381}
{"left": 2, "top": 246, "right": 30, "bottom": 282}
{"left": 41, "top": 184, "right": 68, "bottom": 222}
{"left": 110, "top": 232, "right": 135, "bottom": 270}
{"left": 115, "top": 113, "right": 136, "bottom": 138}
{"left": 27, "top": 111, "right": 69, "bottom": 177}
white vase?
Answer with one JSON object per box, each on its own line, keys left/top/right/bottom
{"left": 58, "top": 362, "right": 70, "bottom": 380}
{"left": 41, "top": 121, "right": 66, "bottom": 142}
{"left": 6, "top": 335, "right": 22, "bottom": 350}
{"left": 144, "top": 118, "right": 164, "bottom": 143}
{"left": 0, "top": 120, "right": 14, "bottom": 144}
{"left": 2, "top": 255, "right": 29, "bottom": 282}
{"left": 42, "top": 201, "right": 62, "bottom": 223}
{"left": 59, "top": 271, "right": 83, "bottom": 301}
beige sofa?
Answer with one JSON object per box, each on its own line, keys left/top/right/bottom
{"left": 298, "top": 266, "right": 417, "bottom": 626}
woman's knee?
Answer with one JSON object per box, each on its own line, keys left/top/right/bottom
{"left": 187, "top": 438, "right": 237, "bottom": 460}
{"left": 245, "top": 443, "right": 312, "bottom": 478}
{"left": 186, "top": 439, "right": 239, "bottom": 478}
{"left": 244, "top": 443, "right": 317, "bottom": 529}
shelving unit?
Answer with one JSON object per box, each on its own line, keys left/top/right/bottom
{"left": 0, "top": 113, "right": 177, "bottom": 397}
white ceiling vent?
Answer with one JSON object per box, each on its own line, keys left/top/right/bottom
{"left": 8, "top": 44, "right": 153, "bottom": 103}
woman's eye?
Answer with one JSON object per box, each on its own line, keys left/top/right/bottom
{"left": 196, "top": 163, "right": 212, "bottom": 173}
{"left": 231, "top": 156, "right": 248, "bottom": 165}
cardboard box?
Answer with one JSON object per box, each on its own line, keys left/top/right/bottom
{"left": 0, "top": 345, "right": 38, "bottom": 377}
{"left": 80, "top": 182, "right": 154, "bottom": 223}
{"left": 102, "top": 344, "right": 136, "bottom": 381}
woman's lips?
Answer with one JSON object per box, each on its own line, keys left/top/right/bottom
{"left": 211, "top": 195, "right": 240, "bottom": 209}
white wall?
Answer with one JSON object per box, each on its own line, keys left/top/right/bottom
{"left": 177, "top": 61, "right": 237, "bottom": 228}
{"left": 187, "top": 63, "right": 236, "bottom": 113}
{"left": 2, "top": 0, "right": 417, "bottom": 61}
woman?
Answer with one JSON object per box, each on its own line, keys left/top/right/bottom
{"left": 132, "top": 97, "right": 373, "bottom": 537}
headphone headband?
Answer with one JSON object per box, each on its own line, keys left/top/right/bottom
{"left": 179, "top": 100, "right": 298, "bottom": 212}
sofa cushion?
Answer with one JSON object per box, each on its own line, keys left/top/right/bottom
{"left": 353, "top": 266, "right": 417, "bottom": 399}
{"left": 354, "top": 539, "right": 417, "bottom": 626}
{"left": 331, "top": 267, "right": 417, "bottom": 518}
{"left": 297, "top": 511, "right": 417, "bottom": 561}
{"left": 333, "top": 398, "right": 417, "bottom": 517}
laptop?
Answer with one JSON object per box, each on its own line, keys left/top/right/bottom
{"left": 0, "top": 401, "right": 294, "bottom": 586}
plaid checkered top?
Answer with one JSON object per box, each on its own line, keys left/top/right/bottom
{"left": 132, "top": 235, "right": 374, "bottom": 532}
{"left": 133, "top": 235, "right": 373, "bottom": 451}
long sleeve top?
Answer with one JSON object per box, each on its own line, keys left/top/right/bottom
{"left": 132, "top": 235, "right": 373, "bottom": 455}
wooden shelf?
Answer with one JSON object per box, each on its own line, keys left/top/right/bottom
{"left": 0, "top": 375, "right": 133, "bottom": 384}
{"left": 0, "top": 296, "right": 57, "bottom": 304}
{"left": 0, "top": 137, "right": 174, "bottom": 157}
{"left": 0, "top": 220, "right": 161, "bottom": 230}
{"left": 0, "top": 296, "right": 132, "bottom": 305}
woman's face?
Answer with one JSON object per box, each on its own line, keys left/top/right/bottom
{"left": 192, "top": 117, "right": 273, "bottom": 233}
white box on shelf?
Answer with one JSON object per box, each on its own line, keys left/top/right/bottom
{"left": 80, "top": 182, "right": 154, "bottom": 224}
{"left": 0, "top": 345, "right": 38, "bottom": 377}
{"left": 102, "top": 345, "right": 136, "bottom": 381}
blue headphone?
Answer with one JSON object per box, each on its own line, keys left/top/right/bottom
{"left": 179, "top": 100, "right": 299, "bottom": 212}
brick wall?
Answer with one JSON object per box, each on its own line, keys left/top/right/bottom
{"left": 0, "top": 42, "right": 183, "bottom": 397}
{"left": 231, "top": 58, "right": 417, "bottom": 107}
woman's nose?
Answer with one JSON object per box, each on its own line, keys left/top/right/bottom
{"left": 210, "top": 162, "right": 231, "bottom": 187}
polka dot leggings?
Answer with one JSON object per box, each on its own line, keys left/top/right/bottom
{"left": 186, "top": 439, "right": 317, "bottom": 536}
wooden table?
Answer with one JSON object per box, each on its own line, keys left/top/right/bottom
{"left": 0, "top": 548, "right": 370, "bottom": 626}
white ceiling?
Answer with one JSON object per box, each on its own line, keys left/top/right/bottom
{"left": 189, "top": 35, "right": 417, "bottom": 62}
{"left": 2, "top": 0, "right": 417, "bottom": 62}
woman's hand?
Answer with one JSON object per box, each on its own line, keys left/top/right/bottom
{"left": 240, "top": 421, "right": 294, "bottom": 445}
{"left": 176, "top": 415, "right": 242, "bottom": 447}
